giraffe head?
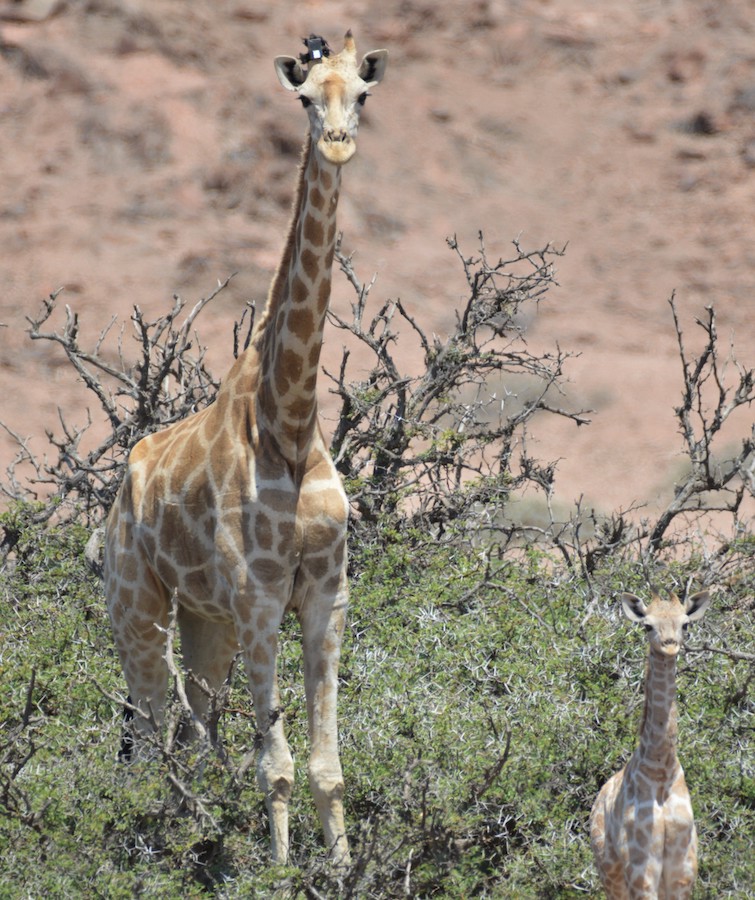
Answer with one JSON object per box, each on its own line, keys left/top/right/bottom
{"left": 274, "top": 30, "right": 388, "bottom": 165}
{"left": 620, "top": 589, "right": 711, "bottom": 657}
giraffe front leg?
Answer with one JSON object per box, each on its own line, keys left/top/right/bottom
{"left": 662, "top": 816, "right": 698, "bottom": 899}
{"left": 300, "top": 586, "right": 350, "bottom": 864}
{"left": 256, "top": 709, "right": 295, "bottom": 864}
{"left": 240, "top": 617, "right": 294, "bottom": 863}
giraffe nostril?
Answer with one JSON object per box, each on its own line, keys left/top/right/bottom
{"left": 324, "top": 129, "right": 350, "bottom": 143}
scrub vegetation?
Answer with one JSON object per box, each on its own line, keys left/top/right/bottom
{"left": 1, "top": 237, "right": 753, "bottom": 897}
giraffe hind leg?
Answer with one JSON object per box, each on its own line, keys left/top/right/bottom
{"left": 106, "top": 570, "right": 172, "bottom": 751}
{"left": 176, "top": 605, "right": 239, "bottom": 743}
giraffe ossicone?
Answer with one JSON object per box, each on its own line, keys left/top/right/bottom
{"left": 103, "top": 31, "right": 387, "bottom": 865}
{"left": 590, "top": 589, "right": 711, "bottom": 899}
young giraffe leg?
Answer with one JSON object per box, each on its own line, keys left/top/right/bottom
{"left": 662, "top": 789, "right": 698, "bottom": 899}
{"left": 237, "top": 600, "right": 294, "bottom": 863}
{"left": 591, "top": 775, "right": 630, "bottom": 900}
{"left": 299, "top": 583, "right": 350, "bottom": 864}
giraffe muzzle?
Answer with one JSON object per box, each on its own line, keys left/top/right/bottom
{"left": 318, "top": 131, "right": 356, "bottom": 164}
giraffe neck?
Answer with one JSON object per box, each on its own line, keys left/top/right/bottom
{"left": 251, "top": 135, "right": 342, "bottom": 465}
{"left": 636, "top": 649, "right": 679, "bottom": 774}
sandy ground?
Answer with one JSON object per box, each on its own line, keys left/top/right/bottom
{"left": 0, "top": 0, "right": 753, "bottom": 522}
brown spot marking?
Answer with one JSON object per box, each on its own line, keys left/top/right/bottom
{"left": 324, "top": 574, "right": 343, "bottom": 593}
{"left": 252, "top": 557, "right": 285, "bottom": 584}
{"left": 146, "top": 470, "right": 168, "bottom": 499}
{"left": 120, "top": 556, "right": 139, "bottom": 584}
{"left": 309, "top": 186, "right": 325, "bottom": 211}
{"left": 273, "top": 364, "right": 289, "bottom": 397}
{"left": 320, "top": 169, "right": 333, "bottom": 191}
{"left": 163, "top": 522, "right": 200, "bottom": 571}
{"left": 252, "top": 642, "right": 270, "bottom": 668}
{"left": 303, "top": 215, "right": 324, "bottom": 247}
{"left": 249, "top": 669, "right": 266, "bottom": 687}
{"left": 168, "top": 448, "right": 198, "bottom": 496}
{"left": 141, "top": 532, "right": 157, "bottom": 561}
{"left": 307, "top": 555, "right": 329, "bottom": 580}
{"left": 156, "top": 555, "right": 179, "bottom": 589}
{"left": 210, "top": 428, "right": 233, "bottom": 489}
{"left": 301, "top": 247, "right": 319, "bottom": 282}
{"left": 309, "top": 521, "right": 342, "bottom": 548}
{"left": 317, "top": 277, "right": 331, "bottom": 313}
{"left": 184, "top": 569, "right": 209, "bottom": 601}
{"left": 258, "top": 489, "right": 294, "bottom": 513}
{"left": 233, "top": 599, "right": 251, "bottom": 624}
{"left": 277, "top": 523, "right": 296, "bottom": 557}
{"left": 254, "top": 449, "right": 287, "bottom": 484}
{"left": 287, "top": 307, "right": 314, "bottom": 342}
{"left": 255, "top": 512, "right": 273, "bottom": 551}
{"left": 286, "top": 396, "right": 313, "bottom": 421}
{"left": 256, "top": 611, "right": 272, "bottom": 633}
{"left": 118, "top": 590, "right": 137, "bottom": 614}
{"left": 291, "top": 274, "right": 308, "bottom": 304}
{"left": 276, "top": 348, "right": 303, "bottom": 389}
{"left": 308, "top": 658, "right": 328, "bottom": 682}
{"left": 332, "top": 538, "right": 346, "bottom": 568}
{"left": 278, "top": 520, "right": 296, "bottom": 540}
{"left": 240, "top": 628, "right": 253, "bottom": 647}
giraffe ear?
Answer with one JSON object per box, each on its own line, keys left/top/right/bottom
{"left": 620, "top": 592, "right": 647, "bottom": 623}
{"left": 359, "top": 49, "right": 388, "bottom": 86}
{"left": 685, "top": 590, "right": 711, "bottom": 621}
{"left": 274, "top": 56, "right": 308, "bottom": 91}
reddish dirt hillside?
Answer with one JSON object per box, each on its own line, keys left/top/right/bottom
{"left": 0, "top": 0, "right": 753, "bottom": 520}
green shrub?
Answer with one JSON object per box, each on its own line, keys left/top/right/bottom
{"left": 3, "top": 509, "right": 752, "bottom": 897}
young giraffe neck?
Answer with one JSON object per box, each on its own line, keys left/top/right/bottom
{"left": 250, "top": 135, "right": 341, "bottom": 468}
{"left": 635, "top": 648, "right": 679, "bottom": 775}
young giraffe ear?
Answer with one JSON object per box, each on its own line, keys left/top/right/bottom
{"left": 620, "top": 592, "right": 647, "bottom": 623}
{"left": 685, "top": 590, "right": 711, "bottom": 621}
{"left": 359, "top": 49, "right": 388, "bottom": 86}
{"left": 274, "top": 56, "right": 308, "bottom": 91}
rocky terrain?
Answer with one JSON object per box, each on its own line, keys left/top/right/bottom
{"left": 1, "top": 0, "right": 753, "bottom": 519}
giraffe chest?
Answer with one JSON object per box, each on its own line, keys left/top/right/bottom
{"left": 138, "top": 453, "right": 348, "bottom": 615}
{"left": 603, "top": 762, "right": 696, "bottom": 885}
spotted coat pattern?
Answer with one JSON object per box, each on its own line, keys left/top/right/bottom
{"left": 103, "top": 32, "right": 387, "bottom": 865}
{"left": 590, "top": 591, "right": 711, "bottom": 899}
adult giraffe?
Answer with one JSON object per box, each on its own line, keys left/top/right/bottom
{"left": 590, "top": 589, "right": 711, "bottom": 898}
{"left": 103, "top": 31, "right": 388, "bottom": 864}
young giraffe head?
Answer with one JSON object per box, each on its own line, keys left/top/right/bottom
{"left": 621, "top": 589, "right": 711, "bottom": 657}
{"left": 274, "top": 30, "right": 388, "bottom": 165}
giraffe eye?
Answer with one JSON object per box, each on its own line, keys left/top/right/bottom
{"left": 357, "top": 92, "right": 369, "bottom": 106}
{"left": 643, "top": 624, "right": 653, "bottom": 633}
{"left": 299, "top": 95, "right": 312, "bottom": 108}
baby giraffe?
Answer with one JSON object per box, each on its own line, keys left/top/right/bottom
{"left": 590, "top": 589, "right": 711, "bottom": 899}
